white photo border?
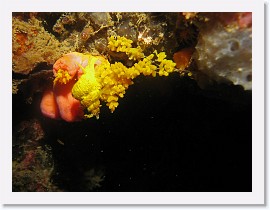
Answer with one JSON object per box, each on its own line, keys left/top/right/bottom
{"left": 0, "top": 0, "right": 265, "bottom": 205}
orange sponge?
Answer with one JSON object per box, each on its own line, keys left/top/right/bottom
{"left": 40, "top": 89, "right": 60, "bottom": 119}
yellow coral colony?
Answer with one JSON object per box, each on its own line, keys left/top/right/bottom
{"left": 54, "top": 69, "right": 72, "bottom": 85}
{"left": 108, "top": 36, "right": 144, "bottom": 61}
{"left": 71, "top": 36, "right": 176, "bottom": 119}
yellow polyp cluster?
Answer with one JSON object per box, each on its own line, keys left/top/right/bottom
{"left": 96, "top": 61, "right": 133, "bottom": 114}
{"left": 126, "top": 47, "right": 144, "bottom": 61}
{"left": 108, "top": 36, "right": 144, "bottom": 60}
{"left": 108, "top": 36, "right": 132, "bottom": 51}
{"left": 129, "top": 54, "right": 157, "bottom": 78}
{"left": 71, "top": 36, "right": 176, "bottom": 119}
{"left": 154, "top": 50, "right": 176, "bottom": 76}
{"left": 107, "top": 95, "right": 119, "bottom": 112}
{"left": 54, "top": 69, "right": 72, "bottom": 85}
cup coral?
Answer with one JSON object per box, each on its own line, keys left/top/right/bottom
{"left": 40, "top": 36, "right": 176, "bottom": 121}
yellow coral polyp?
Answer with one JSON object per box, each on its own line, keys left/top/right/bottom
{"left": 155, "top": 51, "right": 167, "bottom": 62}
{"left": 108, "top": 101, "right": 119, "bottom": 112}
{"left": 54, "top": 69, "right": 72, "bottom": 85}
{"left": 126, "top": 46, "right": 144, "bottom": 60}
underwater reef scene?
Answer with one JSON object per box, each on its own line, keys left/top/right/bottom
{"left": 12, "top": 12, "right": 252, "bottom": 192}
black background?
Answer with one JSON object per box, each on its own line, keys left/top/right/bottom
{"left": 13, "top": 73, "right": 252, "bottom": 192}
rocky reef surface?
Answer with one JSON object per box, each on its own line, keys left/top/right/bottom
{"left": 12, "top": 12, "right": 252, "bottom": 192}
